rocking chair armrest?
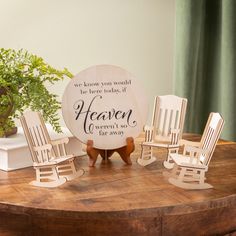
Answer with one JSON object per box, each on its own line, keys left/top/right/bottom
{"left": 170, "top": 128, "right": 180, "bottom": 135}
{"left": 33, "top": 144, "right": 53, "bottom": 152}
{"left": 170, "top": 129, "right": 180, "bottom": 145}
{"left": 184, "top": 145, "right": 208, "bottom": 157}
{"left": 51, "top": 137, "right": 69, "bottom": 146}
{"left": 183, "top": 146, "right": 208, "bottom": 165}
{"left": 184, "top": 145, "right": 203, "bottom": 153}
{"left": 143, "top": 125, "right": 154, "bottom": 142}
{"left": 143, "top": 125, "right": 153, "bottom": 132}
{"left": 180, "top": 139, "right": 201, "bottom": 147}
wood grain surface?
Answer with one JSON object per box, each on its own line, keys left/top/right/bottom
{"left": 0, "top": 133, "right": 236, "bottom": 236}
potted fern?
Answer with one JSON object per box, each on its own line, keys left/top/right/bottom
{"left": 0, "top": 48, "right": 73, "bottom": 137}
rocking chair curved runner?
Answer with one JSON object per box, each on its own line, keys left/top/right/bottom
{"left": 168, "top": 112, "right": 224, "bottom": 189}
{"left": 138, "top": 95, "right": 187, "bottom": 167}
{"left": 20, "top": 111, "right": 84, "bottom": 188}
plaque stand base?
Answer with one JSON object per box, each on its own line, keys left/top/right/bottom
{"left": 86, "top": 137, "right": 135, "bottom": 167}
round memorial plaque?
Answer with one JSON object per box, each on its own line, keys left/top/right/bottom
{"left": 62, "top": 65, "right": 148, "bottom": 150}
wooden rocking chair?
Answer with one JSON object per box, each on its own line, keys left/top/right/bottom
{"left": 168, "top": 112, "right": 224, "bottom": 189}
{"left": 137, "top": 95, "right": 187, "bottom": 167}
{"left": 20, "top": 111, "right": 84, "bottom": 188}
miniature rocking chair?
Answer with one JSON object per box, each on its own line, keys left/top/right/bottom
{"left": 168, "top": 112, "right": 224, "bottom": 189}
{"left": 137, "top": 95, "right": 187, "bottom": 167}
{"left": 20, "top": 111, "right": 84, "bottom": 188}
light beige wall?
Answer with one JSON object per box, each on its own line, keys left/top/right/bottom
{"left": 0, "top": 0, "right": 175, "bottom": 125}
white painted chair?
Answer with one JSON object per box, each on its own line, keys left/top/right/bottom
{"left": 20, "top": 111, "right": 84, "bottom": 188}
{"left": 137, "top": 95, "right": 187, "bottom": 167}
{"left": 168, "top": 112, "right": 224, "bottom": 189}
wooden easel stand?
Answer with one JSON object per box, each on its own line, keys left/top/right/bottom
{"left": 86, "top": 137, "right": 135, "bottom": 167}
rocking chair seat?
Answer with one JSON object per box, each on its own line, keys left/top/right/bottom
{"left": 170, "top": 153, "right": 207, "bottom": 169}
{"left": 142, "top": 141, "right": 180, "bottom": 148}
{"left": 33, "top": 155, "right": 75, "bottom": 167}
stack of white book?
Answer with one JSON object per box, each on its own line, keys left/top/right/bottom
{"left": 0, "top": 125, "right": 86, "bottom": 171}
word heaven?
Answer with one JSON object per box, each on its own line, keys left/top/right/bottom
{"left": 73, "top": 95, "right": 137, "bottom": 134}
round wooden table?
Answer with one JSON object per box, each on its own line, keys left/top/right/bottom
{"left": 0, "top": 134, "right": 236, "bottom": 236}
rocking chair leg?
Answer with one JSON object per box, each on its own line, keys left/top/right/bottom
{"left": 57, "top": 160, "right": 85, "bottom": 181}
{"left": 163, "top": 148, "right": 178, "bottom": 169}
{"left": 137, "top": 145, "right": 156, "bottom": 166}
{"left": 168, "top": 167, "right": 213, "bottom": 189}
{"left": 65, "top": 161, "right": 84, "bottom": 180}
{"left": 30, "top": 166, "right": 66, "bottom": 188}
